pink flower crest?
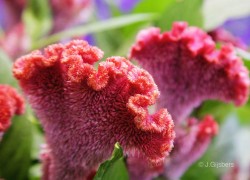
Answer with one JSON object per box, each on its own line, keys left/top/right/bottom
{"left": 130, "top": 22, "right": 249, "bottom": 125}
{"left": 129, "top": 22, "right": 249, "bottom": 179}
{"left": 13, "top": 40, "right": 175, "bottom": 180}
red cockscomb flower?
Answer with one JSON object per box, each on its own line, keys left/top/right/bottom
{"left": 0, "top": 85, "right": 24, "bottom": 135}
{"left": 130, "top": 22, "right": 249, "bottom": 125}
{"left": 13, "top": 40, "right": 175, "bottom": 180}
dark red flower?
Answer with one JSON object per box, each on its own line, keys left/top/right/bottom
{"left": 13, "top": 40, "right": 175, "bottom": 180}
{"left": 0, "top": 85, "right": 24, "bottom": 133}
{"left": 130, "top": 22, "right": 249, "bottom": 125}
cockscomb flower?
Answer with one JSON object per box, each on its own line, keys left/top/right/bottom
{"left": 128, "top": 22, "right": 249, "bottom": 179}
{"left": 130, "top": 22, "right": 249, "bottom": 125}
{"left": 13, "top": 40, "right": 175, "bottom": 180}
{"left": 127, "top": 115, "right": 218, "bottom": 180}
{"left": 0, "top": 84, "right": 24, "bottom": 135}
{"left": 164, "top": 116, "right": 218, "bottom": 180}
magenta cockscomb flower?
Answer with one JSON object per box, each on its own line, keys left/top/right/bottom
{"left": 164, "top": 116, "right": 218, "bottom": 179}
{"left": 0, "top": 85, "right": 24, "bottom": 135}
{"left": 130, "top": 22, "right": 249, "bottom": 125}
{"left": 129, "top": 22, "right": 249, "bottom": 179}
{"left": 13, "top": 40, "right": 175, "bottom": 180}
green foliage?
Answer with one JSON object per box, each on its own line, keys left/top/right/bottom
{"left": 133, "top": 0, "right": 175, "bottom": 13}
{"left": 155, "top": 0, "right": 204, "bottom": 30}
{"left": 22, "top": 0, "right": 52, "bottom": 41}
{"left": 94, "top": 143, "right": 129, "bottom": 180}
{"left": 0, "top": 111, "right": 33, "bottom": 180}
{"left": 33, "top": 13, "right": 156, "bottom": 50}
{"left": 0, "top": 49, "right": 17, "bottom": 87}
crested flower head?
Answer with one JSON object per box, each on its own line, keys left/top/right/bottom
{"left": 0, "top": 84, "right": 24, "bottom": 132}
{"left": 13, "top": 40, "right": 175, "bottom": 180}
{"left": 130, "top": 22, "right": 250, "bottom": 124}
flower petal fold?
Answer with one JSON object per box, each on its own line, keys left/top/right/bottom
{"left": 130, "top": 22, "right": 250, "bottom": 124}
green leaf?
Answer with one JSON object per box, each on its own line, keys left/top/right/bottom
{"left": 33, "top": 13, "right": 156, "bottom": 49}
{"left": 236, "top": 106, "right": 250, "bottom": 125}
{"left": 133, "top": 0, "right": 175, "bottom": 13}
{"left": 203, "top": 0, "right": 250, "bottom": 30}
{"left": 182, "top": 147, "right": 219, "bottom": 180}
{"left": 22, "top": 0, "right": 52, "bottom": 41}
{"left": 94, "top": 143, "right": 129, "bottom": 180}
{"left": 29, "top": 163, "right": 42, "bottom": 180}
{"left": 0, "top": 49, "right": 17, "bottom": 87}
{"left": 0, "top": 109, "right": 33, "bottom": 180}
{"left": 155, "top": 0, "right": 204, "bottom": 30}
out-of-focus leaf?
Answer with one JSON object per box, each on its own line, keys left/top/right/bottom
{"left": 121, "top": 0, "right": 175, "bottom": 36}
{"left": 94, "top": 143, "right": 129, "bottom": 180}
{"left": 0, "top": 109, "right": 33, "bottom": 180}
{"left": 156, "top": 0, "right": 204, "bottom": 30}
{"left": 29, "top": 163, "right": 42, "bottom": 180}
{"left": 22, "top": 0, "right": 52, "bottom": 41}
{"left": 0, "top": 49, "right": 17, "bottom": 87}
{"left": 236, "top": 106, "right": 250, "bottom": 125}
{"left": 195, "top": 100, "right": 234, "bottom": 123}
{"left": 182, "top": 148, "right": 218, "bottom": 180}
{"left": 31, "top": 118, "right": 44, "bottom": 160}
{"left": 203, "top": 0, "right": 250, "bottom": 30}
{"left": 33, "top": 13, "right": 156, "bottom": 49}
{"left": 133, "top": 0, "right": 175, "bottom": 13}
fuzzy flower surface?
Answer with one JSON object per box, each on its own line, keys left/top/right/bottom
{"left": 129, "top": 22, "right": 249, "bottom": 179}
{"left": 130, "top": 22, "right": 249, "bottom": 125}
{"left": 0, "top": 84, "right": 24, "bottom": 133}
{"left": 13, "top": 40, "right": 175, "bottom": 180}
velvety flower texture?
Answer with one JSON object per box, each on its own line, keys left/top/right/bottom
{"left": 13, "top": 40, "right": 175, "bottom": 180}
{"left": 129, "top": 22, "right": 249, "bottom": 180}
{"left": 0, "top": 85, "right": 24, "bottom": 134}
{"left": 130, "top": 22, "right": 249, "bottom": 125}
